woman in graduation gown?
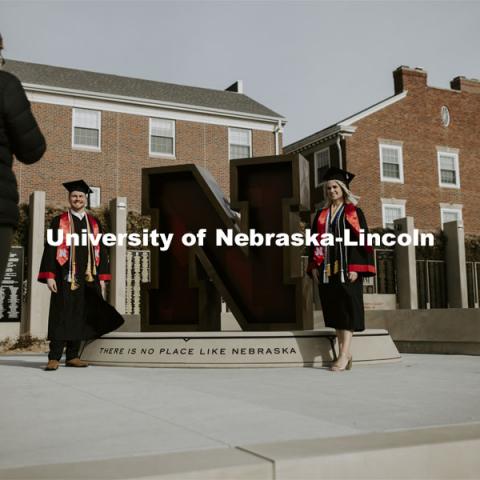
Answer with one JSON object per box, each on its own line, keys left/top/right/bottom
{"left": 307, "top": 167, "right": 375, "bottom": 371}
{"left": 38, "top": 180, "right": 123, "bottom": 370}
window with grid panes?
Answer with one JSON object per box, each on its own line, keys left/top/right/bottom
{"left": 380, "top": 145, "right": 402, "bottom": 181}
{"left": 89, "top": 187, "right": 101, "bottom": 208}
{"left": 150, "top": 118, "right": 175, "bottom": 155}
{"left": 441, "top": 208, "right": 462, "bottom": 227}
{"left": 73, "top": 109, "right": 100, "bottom": 148}
{"left": 314, "top": 148, "right": 330, "bottom": 186}
{"left": 383, "top": 204, "right": 405, "bottom": 229}
{"left": 229, "top": 128, "right": 251, "bottom": 160}
{"left": 438, "top": 153, "right": 458, "bottom": 186}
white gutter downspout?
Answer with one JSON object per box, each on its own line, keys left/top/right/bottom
{"left": 336, "top": 134, "right": 343, "bottom": 169}
{"left": 274, "top": 120, "right": 283, "bottom": 155}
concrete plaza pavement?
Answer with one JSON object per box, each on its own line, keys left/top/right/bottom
{"left": 0, "top": 353, "right": 479, "bottom": 476}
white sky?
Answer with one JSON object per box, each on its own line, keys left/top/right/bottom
{"left": 1, "top": 0, "right": 479, "bottom": 145}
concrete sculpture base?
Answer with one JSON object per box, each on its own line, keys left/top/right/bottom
{"left": 80, "top": 329, "right": 400, "bottom": 367}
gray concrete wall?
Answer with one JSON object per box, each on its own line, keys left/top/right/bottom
{"left": 22, "top": 191, "right": 50, "bottom": 338}
{"left": 394, "top": 216, "right": 418, "bottom": 309}
{"left": 444, "top": 220, "right": 468, "bottom": 308}
{"left": 0, "top": 322, "right": 20, "bottom": 340}
{"left": 364, "top": 293, "right": 396, "bottom": 310}
{"left": 109, "top": 197, "right": 127, "bottom": 314}
{"left": 366, "top": 308, "right": 480, "bottom": 354}
{"left": 115, "top": 315, "right": 141, "bottom": 332}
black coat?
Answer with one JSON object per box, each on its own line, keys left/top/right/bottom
{"left": 0, "top": 70, "right": 46, "bottom": 227}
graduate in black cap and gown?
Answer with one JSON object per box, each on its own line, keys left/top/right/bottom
{"left": 307, "top": 167, "right": 375, "bottom": 371}
{"left": 38, "top": 180, "right": 123, "bottom": 371}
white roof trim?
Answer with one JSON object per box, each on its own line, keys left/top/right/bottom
{"left": 22, "top": 82, "right": 286, "bottom": 125}
{"left": 285, "top": 91, "right": 408, "bottom": 154}
{"left": 339, "top": 91, "right": 408, "bottom": 126}
{"left": 26, "top": 91, "right": 280, "bottom": 132}
{"left": 284, "top": 125, "right": 356, "bottom": 154}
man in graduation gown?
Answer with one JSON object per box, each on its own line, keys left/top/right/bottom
{"left": 38, "top": 180, "right": 123, "bottom": 371}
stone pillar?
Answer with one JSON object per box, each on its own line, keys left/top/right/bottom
{"left": 443, "top": 220, "right": 468, "bottom": 308}
{"left": 394, "top": 217, "right": 418, "bottom": 309}
{"left": 109, "top": 197, "right": 127, "bottom": 314}
{"left": 22, "top": 191, "right": 50, "bottom": 338}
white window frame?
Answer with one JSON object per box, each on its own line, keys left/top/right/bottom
{"left": 379, "top": 143, "right": 404, "bottom": 183}
{"left": 382, "top": 201, "right": 406, "bottom": 229}
{"left": 89, "top": 187, "right": 101, "bottom": 208}
{"left": 437, "top": 150, "right": 460, "bottom": 189}
{"left": 72, "top": 108, "right": 101, "bottom": 151}
{"left": 314, "top": 147, "right": 331, "bottom": 186}
{"left": 149, "top": 118, "right": 176, "bottom": 158}
{"left": 440, "top": 206, "right": 463, "bottom": 228}
{"left": 228, "top": 127, "right": 252, "bottom": 160}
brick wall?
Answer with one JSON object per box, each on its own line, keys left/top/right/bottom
{"left": 14, "top": 103, "right": 277, "bottom": 211}
{"left": 344, "top": 69, "right": 480, "bottom": 234}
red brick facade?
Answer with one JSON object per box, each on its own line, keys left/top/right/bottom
{"left": 287, "top": 66, "right": 480, "bottom": 235}
{"left": 14, "top": 102, "right": 279, "bottom": 211}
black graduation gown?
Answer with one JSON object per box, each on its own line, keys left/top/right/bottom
{"left": 309, "top": 206, "right": 375, "bottom": 332}
{"left": 38, "top": 213, "right": 124, "bottom": 341}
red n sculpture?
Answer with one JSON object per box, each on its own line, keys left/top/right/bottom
{"left": 141, "top": 154, "right": 312, "bottom": 331}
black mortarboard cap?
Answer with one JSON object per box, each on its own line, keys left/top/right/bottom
{"left": 62, "top": 180, "right": 93, "bottom": 194}
{"left": 320, "top": 167, "right": 355, "bottom": 186}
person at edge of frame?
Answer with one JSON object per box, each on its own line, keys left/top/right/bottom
{"left": 0, "top": 32, "right": 46, "bottom": 283}
{"left": 38, "top": 180, "right": 124, "bottom": 371}
{"left": 307, "top": 166, "right": 376, "bottom": 371}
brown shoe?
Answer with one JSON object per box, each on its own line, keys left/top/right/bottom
{"left": 66, "top": 358, "right": 89, "bottom": 368}
{"left": 45, "top": 360, "right": 60, "bottom": 371}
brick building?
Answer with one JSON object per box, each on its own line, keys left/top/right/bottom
{"left": 285, "top": 66, "right": 480, "bottom": 235}
{"left": 6, "top": 60, "right": 285, "bottom": 210}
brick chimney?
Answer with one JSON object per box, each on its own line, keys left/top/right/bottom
{"left": 393, "top": 66, "right": 427, "bottom": 94}
{"left": 450, "top": 76, "right": 480, "bottom": 94}
{"left": 225, "top": 80, "right": 244, "bottom": 94}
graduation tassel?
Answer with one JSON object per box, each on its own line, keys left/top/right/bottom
{"left": 68, "top": 211, "right": 80, "bottom": 290}
{"left": 323, "top": 208, "right": 331, "bottom": 284}
{"left": 85, "top": 215, "right": 95, "bottom": 283}
{"left": 339, "top": 208, "right": 346, "bottom": 283}
{"left": 70, "top": 246, "right": 79, "bottom": 291}
{"left": 323, "top": 265, "right": 329, "bottom": 284}
{"left": 67, "top": 211, "right": 73, "bottom": 283}
{"left": 343, "top": 213, "right": 349, "bottom": 284}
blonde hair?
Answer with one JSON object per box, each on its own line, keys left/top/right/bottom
{"left": 322, "top": 179, "right": 360, "bottom": 207}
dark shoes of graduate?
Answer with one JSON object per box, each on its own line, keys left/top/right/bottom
{"left": 44, "top": 358, "right": 88, "bottom": 370}
{"left": 65, "top": 358, "right": 89, "bottom": 368}
{"left": 45, "top": 360, "right": 60, "bottom": 371}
